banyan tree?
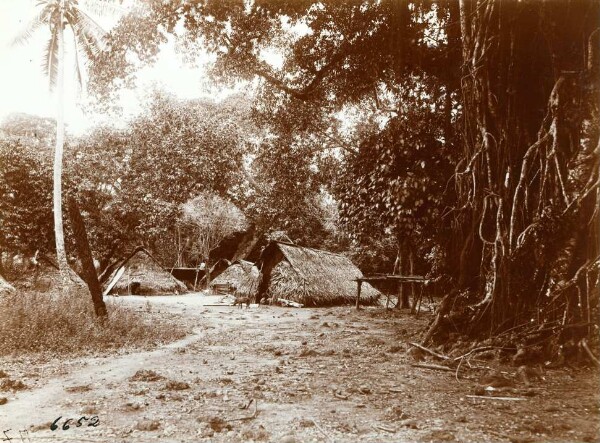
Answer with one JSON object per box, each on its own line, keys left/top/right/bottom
{"left": 427, "top": 0, "right": 599, "bottom": 351}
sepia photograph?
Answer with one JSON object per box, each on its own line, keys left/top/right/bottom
{"left": 0, "top": 0, "right": 598, "bottom": 442}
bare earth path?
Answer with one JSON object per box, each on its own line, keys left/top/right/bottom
{"left": 0, "top": 294, "right": 598, "bottom": 443}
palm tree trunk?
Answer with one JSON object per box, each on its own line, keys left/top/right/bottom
{"left": 53, "top": 17, "right": 69, "bottom": 278}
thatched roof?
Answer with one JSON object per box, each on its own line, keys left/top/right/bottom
{"left": 259, "top": 241, "right": 380, "bottom": 306}
{"left": 6, "top": 255, "right": 86, "bottom": 293}
{"left": 211, "top": 260, "right": 259, "bottom": 297}
{"left": 103, "top": 247, "right": 187, "bottom": 296}
{"left": 28, "top": 265, "right": 86, "bottom": 292}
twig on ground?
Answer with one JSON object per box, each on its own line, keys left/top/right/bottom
{"left": 466, "top": 395, "right": 526, "bottom": 401}
{"left": 374, "top": 424, "right": 396, "bottom": 433}
{"left": 311, "top": 418, "right": 334, "bottom": 443}
{"left": 409, "top": 342, "right": 450, "bottom": 360}
{"left": 411, "top": 363, "right": 454, "bottom": 372}
{"left": 455, "top": 357, "right": 464, "bottom": 382}
{"left": 228, "top": 399, "right": 258, "bottom": 421}
{"left": 277, "top": 298, "right": 304, "bottom": 308}
{"left": 453, "top": 346, "right": 495, "bottom": 361}
{"left": 13, "top": 438, "right": 103, "bottom": 442}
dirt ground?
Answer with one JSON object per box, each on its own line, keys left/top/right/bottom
{"left": 0, "top": 294, "right": 598, "bottom": 443}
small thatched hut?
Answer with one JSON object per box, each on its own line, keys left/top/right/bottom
{"left": 196, "top": 258, "right": 231, "bottom": 289}
{"left": 210, "top": 260, "right": 260, "bottom": 296}
{"left": 256, "top": 241, "right": 380, "bottom": 306}
{"left": 31, "top": 264, "right": 86, "bottom": 292}
{"left": 103, "top": 248, "right": 187, "bottom": 296}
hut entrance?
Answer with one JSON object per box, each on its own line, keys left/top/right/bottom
{"left": 128, "top": 281, "right": 141, "bottom": 295}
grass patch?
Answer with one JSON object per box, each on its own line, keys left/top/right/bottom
{"left": 0, "top": 289, "right": 188, "bottom": 356}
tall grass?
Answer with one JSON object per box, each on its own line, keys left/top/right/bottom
{"left": 0, "top": 289, "right": 188, "bottom": 355}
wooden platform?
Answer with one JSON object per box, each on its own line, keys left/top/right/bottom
{"left": 354, "top": 274, "right": 428, "bottom": 309}
{"left": 355, "top": 275, "right": 427, "bottom": 283}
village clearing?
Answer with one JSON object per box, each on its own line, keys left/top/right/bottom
{"left": 0, "top": 295, "right": 598, "bottom": 443}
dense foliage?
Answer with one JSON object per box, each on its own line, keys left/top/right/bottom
{"left": 0, "top": 139, "right": 54, "bottom": 258}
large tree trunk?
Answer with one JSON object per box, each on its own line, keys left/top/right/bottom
{"left": 68, "top": 197, "right": 107, "bottom": 317}
{"left": 231, "top": 225, "right": 262, "bottom": 262}
{"left": 53, "top": 16, "right": 69, "bottom": 279}
{"left": 425, "top": 0, "right": 600, "bottom": 346}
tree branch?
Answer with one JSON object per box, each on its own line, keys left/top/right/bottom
{"left": 252, "top": 50, "right": 345, "bottom": 101}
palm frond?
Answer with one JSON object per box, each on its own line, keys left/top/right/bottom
{"left": 11, "top": 4, "right": 53, "bottom": 47}
{"left": 42, "top": 26, "right": 60, "bottom": 91}
{"left": 64, "top": 7, "right": 91, "bottom": 82}
{"left": 71, "top": 25, "right": 85, "bottom": 92}
{"left": 71, "top": 7, "right": 108, "bottom": 54}
{"left": 72, "top": 21, "right": 102, "bottom": 61}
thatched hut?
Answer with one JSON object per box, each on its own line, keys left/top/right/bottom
{"left": 30, "top": 264, "right": 86, "bottom": 292}
{"left": 103, "top": 248, "right": 187, "bottom": 296}
{"left": 256, "top": 241, "right": 380, "bottom": 306}
{"left": 196, "top": 258, "right": 231, "bottom": 289}
{"left": 210, "top": 260, "right": 260, "bottom": 296}
{"left": 3, "top": 255, "right": 86, "bottom": 293}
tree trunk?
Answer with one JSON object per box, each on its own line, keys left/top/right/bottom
{"left": 53, "top": 17, "right": 69, "bottom": 279}
{"left": 0, "top": 252, "right": 5, "bottom": 279}
{"left": 231, "top": 225, "right": 261, "bottom": 262}
{"left": 458, "top": 0, "right": 471, "bottom": 65}
{"left": 205, "top": 258, "right": 211, "bottom": 290}
{"left": 432, "top": 0, "right": 600, "bottom": 344}
{"left": 409, "top": 248, "right": 415, "bottom": 298}
{"left": 68, "top": 197, "right": 107, "bottom": 317}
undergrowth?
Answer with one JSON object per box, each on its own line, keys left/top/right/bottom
{"left": 0, "top": 289, "right": 188, "bottom": 355}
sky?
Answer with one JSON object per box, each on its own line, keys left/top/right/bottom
{"left": 0, "top": 0, "right": 219, "bottom": 136}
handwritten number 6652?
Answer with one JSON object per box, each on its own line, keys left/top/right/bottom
{"left": 50, "top": 416, "right": 99, "bottom": 431}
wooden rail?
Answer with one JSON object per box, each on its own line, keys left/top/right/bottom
{"left": 354, "top": 275, "right": 428, "bottom": 310}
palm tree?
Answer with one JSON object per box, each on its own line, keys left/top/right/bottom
{"left": 13, "top": 0, "right": 113, "bottom": 280}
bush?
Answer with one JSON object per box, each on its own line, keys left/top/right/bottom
{"left": 0, "top": 289, "right": 188, "bottom": 355}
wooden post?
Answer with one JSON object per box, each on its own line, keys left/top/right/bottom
{"left": 409, "top": 250, "right": 416, "bottom": 314}
{"left": 193, "top": 267, "right": 199, "bottom": 292}
{"left": 356, "top": 280, "right": 362, "bottom": 310}
{"left": 396, "top": 252, "right": 404, "bottom": 309}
